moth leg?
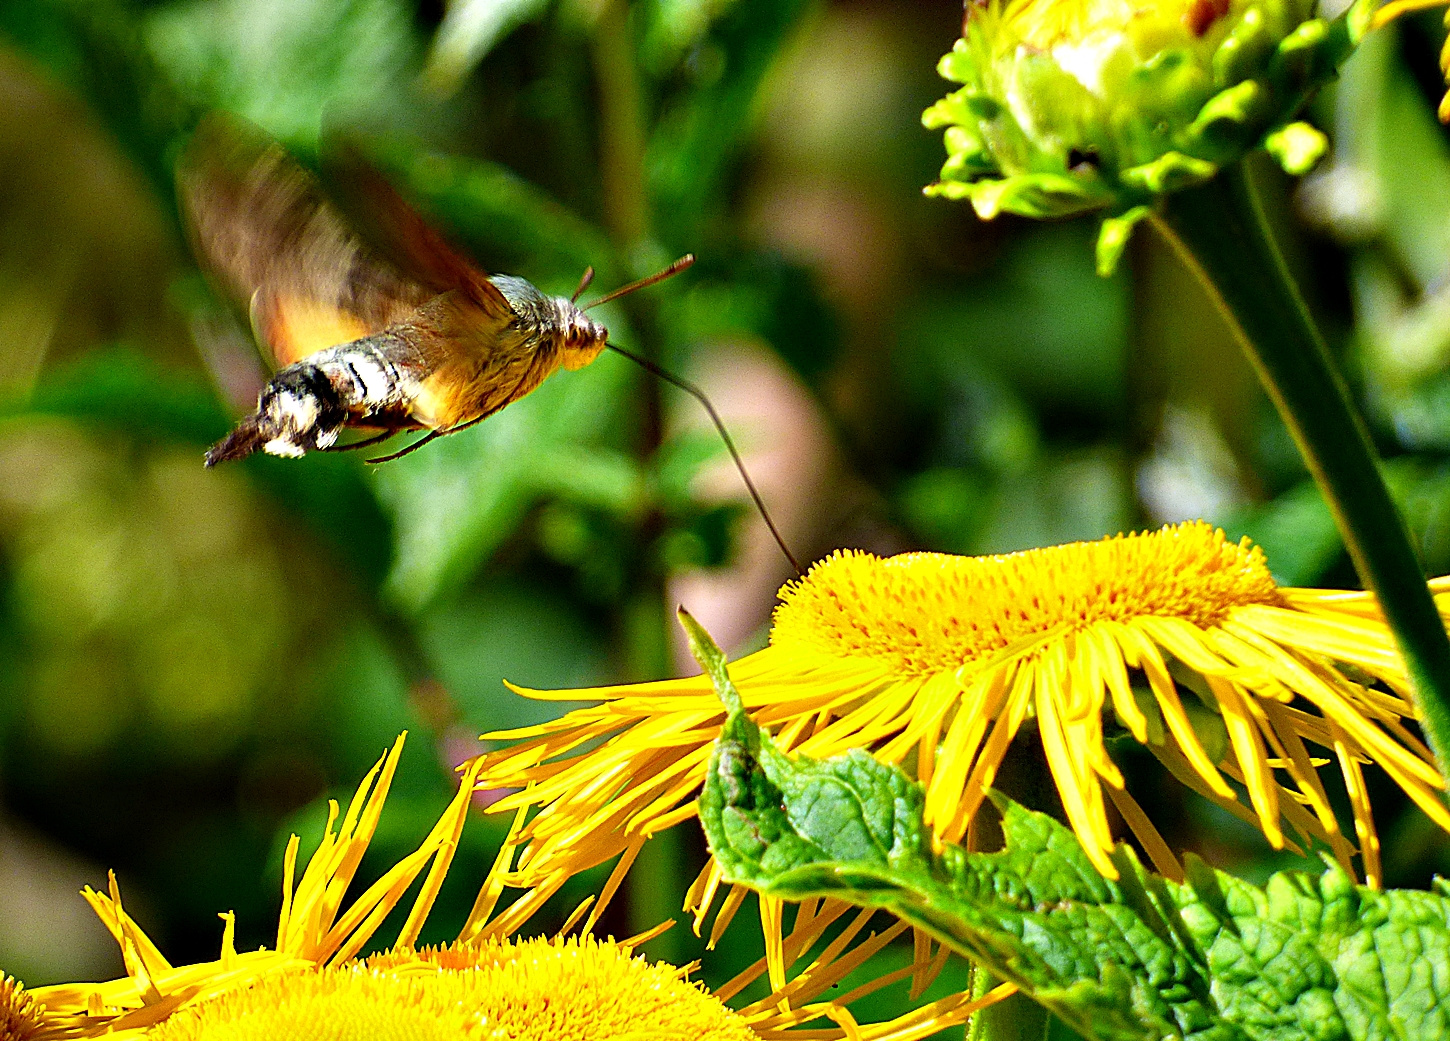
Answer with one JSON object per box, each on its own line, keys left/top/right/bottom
{"left": 361, "top": 407, "right": 500, "bottom": 464}
{"left": 322, "top": 429, "right": 400, "bottom": 453}
{"left": 365, "top": 429, "right": 442, "bottom": 464}
{"left": 437, "top": 412, "right": 490, "bottom": 435}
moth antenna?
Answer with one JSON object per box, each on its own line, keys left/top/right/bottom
{"left": 571, "top": 266, "right": 596, "bottom": 303}
{"left": 605, "top": 341, "right": 802, "bottom": 576}
{"left": 583, "top": 255, "right": 695, "bottom": 312}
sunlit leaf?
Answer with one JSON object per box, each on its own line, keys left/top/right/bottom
{"left": 144, "top": 0, "right": 421, "bottom": 146}
{"left": 6, "top": 349, "right": 394, "bottom": 584}
{"left": 372, "top": 350, "right": 639, "bottom": 612}
{"left": 646, "top": 0, "right": 814, "bottom": 240}
{"left": 700, "top": 681, "right": 1450, "bottom": 1041}
{"left": 422, "top": 0, "right": 553, "bottom": 97}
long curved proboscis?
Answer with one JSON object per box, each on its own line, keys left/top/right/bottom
{"left": 605, "top": 341, "right": 802, "bottom": 577}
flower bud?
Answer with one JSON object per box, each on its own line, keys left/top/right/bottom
{"left": 924, "top": 0, "right": 1376, "bottom": 272}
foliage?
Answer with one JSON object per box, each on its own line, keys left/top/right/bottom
{"left": 696, "top": 633, "right": 1450, "bottom": 1041}
{"left": 3, "top": 0, "right": 1450, "bottom": 1031}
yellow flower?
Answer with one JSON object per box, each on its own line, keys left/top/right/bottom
{"left": 3, "top": 974, "right": 44, "bottom": 1040}
{"left": 141, "top": 938, "right": 754, "bottom": 1041}
{"left": 922, "top": 0, "right": 1346, "bottom": 272}
{"left": 483, "top": 521, "right": 1449, "bottom": 891}
{"left": 5, "top": 735, "right": 1003, "bottom": 1041}
{"left": 998, "top": 0, "right": 1237, "bottom": 52}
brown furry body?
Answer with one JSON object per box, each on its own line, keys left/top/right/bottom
{"left": 178, "top": 116, "right": 606, "bottom": 465}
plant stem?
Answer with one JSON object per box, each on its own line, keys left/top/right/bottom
{"left": 592, "top": 0, "right": 649, "bottom": 248}
{"left": 966, "top": 970, "right": 1052, "bottom": 1041}
{"left": 1155, "top": 163, "right": 1450, "bottom": 782}
{"left": 592, "top": 0, "right": 686, "bottom": 959}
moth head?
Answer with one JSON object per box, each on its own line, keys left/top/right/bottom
{"left": 563, "top": 254, "right": 693, "bottom": 372}
{"left": 558, "top": 306, "right": 609, "bottom": 372}
{"left": 205, "top": 365, "right": 348, "bottom": 465}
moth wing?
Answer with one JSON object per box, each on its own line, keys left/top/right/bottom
{"left": 246, "top": 291, "right": 374, "bottom": 370}
{"left": 178, "top": 114, "right": 512, "bottom": 369}
{"left": 319, "top": 136, "right": 514, "bottom": 321}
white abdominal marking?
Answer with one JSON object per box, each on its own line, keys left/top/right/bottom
{"left": 338, "top": 354, "right": 395, "bottom": 405}
{"left": 275, "top": 390, "right": 321, "bottom": 430}
{"left": 263, "top": 438, "right": 306, "bottom": 458}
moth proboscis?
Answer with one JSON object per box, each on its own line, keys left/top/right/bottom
{"left": 180, "top": 115, "right": 800, "bottom": 573}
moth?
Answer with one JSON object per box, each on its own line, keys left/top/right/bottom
{"left": 180, "top": 116, "right": 799, "bottom": 571}
{"left": 179, "top": 116, "right": 686, "bottom": 465}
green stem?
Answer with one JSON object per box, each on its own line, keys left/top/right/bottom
{"left": 592, "top": 0, "right": 683, "bottom": 955}
{"left": 1155, "top": 163, "right": 1450, "bottom": 783}
{"left": 592, "top": 0, "right": 649, "bottom": 247}
{"left": 967, "top": 970, "right": 1053, "bottom": 1041}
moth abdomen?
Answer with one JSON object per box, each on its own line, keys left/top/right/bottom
{"left": 314, "top": 334, "right": 418, "bottom": 413}
{"left": 205, "top": 335, "right": 420, "bottom": 465}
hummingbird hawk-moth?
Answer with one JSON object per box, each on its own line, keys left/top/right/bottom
{"left": 180, "top": 116, "right": 799, "bottom": 572}
{"left": 178, "top": 116, "right": 689, "bottom": 466}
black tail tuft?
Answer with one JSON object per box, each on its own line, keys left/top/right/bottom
{"left": 205, "top": 416, "right": 267, "bottom": 466}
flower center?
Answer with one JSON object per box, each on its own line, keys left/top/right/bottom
{"left": 771, "top": 522, "right": 1280, "bottom": 675}
{"left": 146, "top": 937, "right": 756, "bottom": 1041}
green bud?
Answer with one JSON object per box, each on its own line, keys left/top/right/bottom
{"left": 924, "top": 0, "right": 1373, "bottom": 272}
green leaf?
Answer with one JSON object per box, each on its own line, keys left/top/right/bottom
{"left": 421, "top": 0, "right": 552, "bottom": 96}
{"left": 1, "top": 346, "right": 228, "bottom": 446}
{"left": 1364, "top": 28, "right": 1450, "bottom": 290}
{"left": 660, "top": 253, "right": 840, "bottom": 381}
{"left": 373, "top": 350, "right": 638, "bottom": 613}
{"left": 144, "top": 0, "right": 421, "bottom": 147}
{"left": 4, "top": 348, "right": 395, "bottom": 585}
{"left": 696, "top": 659, "right": 1450, "bottom": 1041}
{"left": 645, "top": 0, "right": 813, "bottom": 239}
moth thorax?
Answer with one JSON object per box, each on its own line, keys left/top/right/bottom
{"left": 554, "top": 297, "right": 609, "bottom": 372}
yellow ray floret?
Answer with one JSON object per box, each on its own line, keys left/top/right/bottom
{"left": 6, "top": 733, "right": 1004, "bottom": 1041}
{"left": 22, "top": 734, "right": 487, "bottom": 1040}
{"left": 3, "top": 974, "right": 44, "bottom": 1040}
{"left": 481, "top": 521, "right": 1448, "bottom": 893}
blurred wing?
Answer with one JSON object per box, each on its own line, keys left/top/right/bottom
{"left": 178, "top": 115, "right": 512, "bottom": 369}
{"left": 320, "top": 135, "right": 512, "bottom": 317}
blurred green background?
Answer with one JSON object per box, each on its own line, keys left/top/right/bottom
{"left": 2, "top": 0, "right": 1450, "bottom": 1034}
